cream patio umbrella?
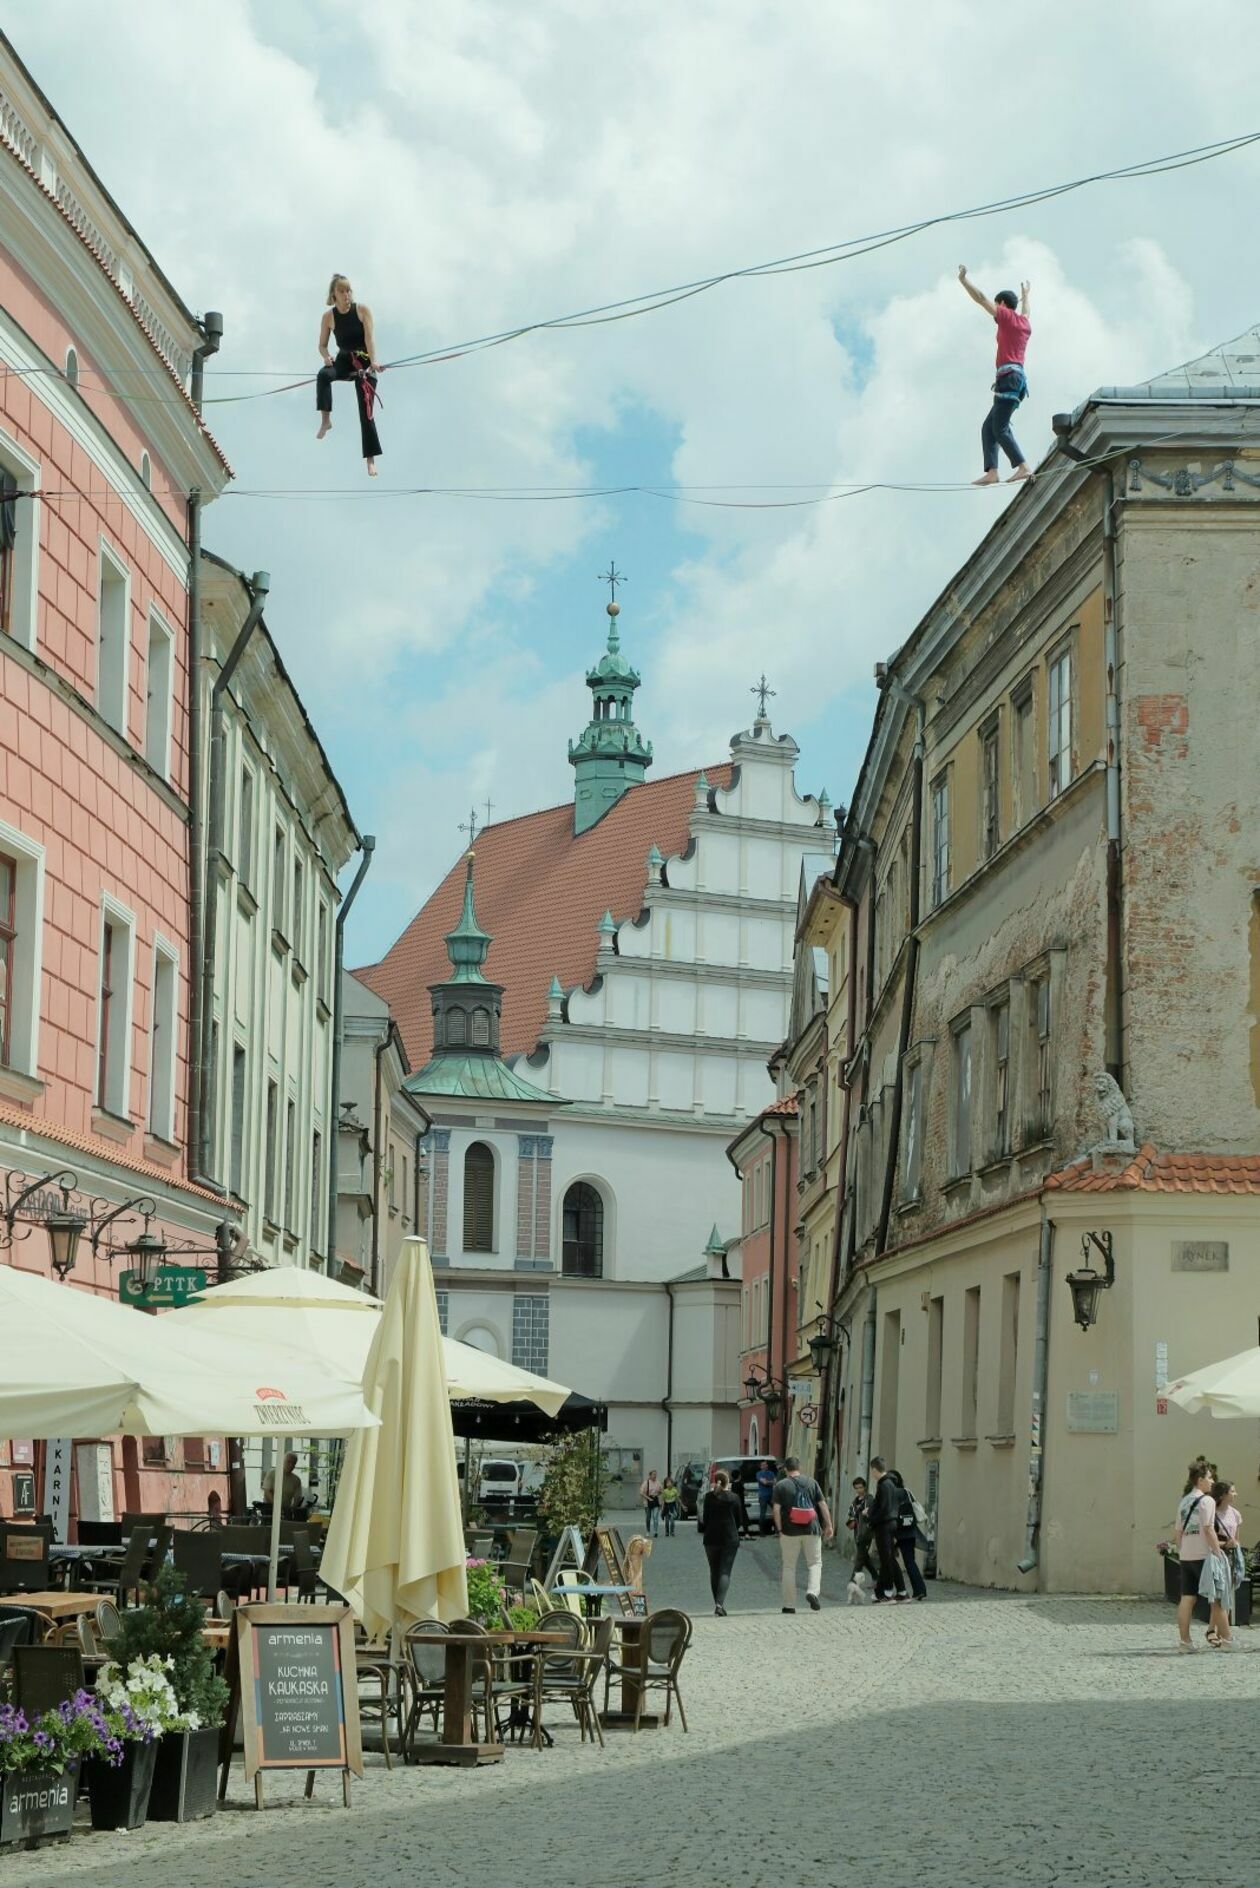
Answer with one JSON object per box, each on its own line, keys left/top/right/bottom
{"left": 320, "top": 1238, "right": 468, "bottom": 1639}
{"left": 1165, "top": 1347, "right": 1260, "bottom": 1419}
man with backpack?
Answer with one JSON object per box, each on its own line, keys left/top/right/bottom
{"left": 772, "top": 1454, "right": 835, "bottom": 1613}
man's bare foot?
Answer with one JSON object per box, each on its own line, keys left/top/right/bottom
{"left": 366, "top": 460, "right": 377, "bottom": 477}
{"left": 973, "top": 470, "right": 999, "bottom": 486}
{"left": 1007, "top": 464, "right": 1032, "bottom": 482}
{"left": 316, "top": 416, "right": 331, "bottom": 440}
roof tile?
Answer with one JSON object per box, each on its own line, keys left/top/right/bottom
{"left": 1044, "top": 1142, "right": 1260, "bottom": 1195}
{"left": 358, "top": 766, "right": 732, "bottom": 1068}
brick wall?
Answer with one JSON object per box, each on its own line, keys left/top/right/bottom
{"left": 511, "top": 1292, "right": 549, "bottom": 1375}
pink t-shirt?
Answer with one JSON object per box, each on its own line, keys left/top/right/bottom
{"left": 995, "top": 304, "right": 1031, "bottom": 368}
{"left": 1178, "top": 1490, "right": 1215, "bottom": 1562}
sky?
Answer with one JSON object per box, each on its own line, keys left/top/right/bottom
{"left": 11, "top": 3, "right": 1260, "bottom": 965}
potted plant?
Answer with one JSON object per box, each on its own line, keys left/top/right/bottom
{"left": 464, "top": 1558, "right": 509, "bottom": 1628}
{"left": 83, "top": 1658, "right": 170, "bottom": 1831}
{"left": 0, "top": 1698, "right": 88, "bottom": 1850}
{"left": 105, "top": 1566, "right": 228, "bottom": 1824}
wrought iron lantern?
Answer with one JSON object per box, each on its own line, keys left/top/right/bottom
{"left": 1065, "top": 1231, "right": 1115, "bottom": 1330}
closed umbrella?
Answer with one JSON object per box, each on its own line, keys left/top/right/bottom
{"left": 320, "top": 1239, "right": 467, "bottom": 1639}
{"left": 1166, "top": 1347, "right": 1260, "bottom": 1419}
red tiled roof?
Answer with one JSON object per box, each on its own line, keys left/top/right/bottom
{"left": 764, "top": 1096, "right": 800, "bottom": 1117}
{"left": 0, "top": 1096, "right": 231, "bottom": 1205}
{"left": 357, "top": 765, "right": 732, "bottom": 1068}
{"left": 1044, "top": 1142, "right": 1260, "bottom": 1195}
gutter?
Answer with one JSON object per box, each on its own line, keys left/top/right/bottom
{"left": 1017, "top": 1207, "right": 1055, "bottom": 1577}
{"left": 663, "top": 1280, "right": 676, "bottom": 1470}
{"left": 326, "top": 839, "right": 375, "bottom": 1273}
{"left": 371, "top": 1031, "right": 389, "bottom": 1295}
{"left": 194, "top": 567, "right": 270, "bottom": 1183}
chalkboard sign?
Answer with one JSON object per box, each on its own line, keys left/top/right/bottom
{"left": 221, "top": 1605, "right": 362, "bottom": 1808}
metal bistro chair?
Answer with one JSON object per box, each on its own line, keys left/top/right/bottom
{"left": 533, "top": 1611, "right": 609, "bottom": 1749}
{"left": 604, "top": 1607, "right": 692, "bottom": 1733}
{"left": 13, "top": 1643, "right": 86, "bottom": 1716}
{"left": 87, "top": 1525, "right": 170, "bottom": 1604}
{"left": 401, "top": 1620, "right": 449, "bottom": 1756}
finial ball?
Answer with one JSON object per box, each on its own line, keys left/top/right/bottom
{"left": 607, "top": 600, "right": 620, "bottom": 618}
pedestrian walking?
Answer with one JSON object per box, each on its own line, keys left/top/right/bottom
{"left": 661, "top": 1473, "right": 681, "bottom": 1537}
{"left": 756, "top": 1459, "right": 778, "bottom": 1535}
{"left": 640, "top": 1469, "right": 663, "bottom": 1537}
{"left": 888, "top": 1468, "right": 928, "bottom": 1600}
{"left": 957, "top": 265, "right": 1032, "bottom": 485}
{"left": 869, "top": 1457, "right": 908, "bottom": 1602}
{"left": 1174, "top": 1461, "right": 1235, "bottom": 1652}
{"left": 772, "top": 1454, "right": 834, "bottom": 1613}
{"left": 1206, "top": 1478, "right": 1245, "bottom": 1647}
{"left": 845, "top": 1476, "right": 883, "bottom": 1591}
{"left": 699, "top": 1469, "right": 742, "bottom": 1615}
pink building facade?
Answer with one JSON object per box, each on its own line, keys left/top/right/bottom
{"left": 729, "top": 1096, "right": 799, "bottom": 1461}
{"left": 0, "top": 41, "right": 233, "bottom": 1526}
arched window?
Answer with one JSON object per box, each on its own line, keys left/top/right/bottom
{"left": 139, "top": 451, "right": 152, "bottom": 490}
{"left": 447, "top": 1007, "right": 467, "bottom": 1045}
{"left": 562, "top": 1181, "right": 604, "bottom": 1278}
{"left": 463, "top": 1141, "right": 495, "bottom": 1253}
{"left": 470, "top": 1006, "right": 490, "bottom": 1046}
{"left": 65, "top": 347, "right": 79, "bottom": 389}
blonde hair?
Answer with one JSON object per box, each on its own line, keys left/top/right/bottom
{"left": 326, "top": 274, "right": 352, "bottom": 306}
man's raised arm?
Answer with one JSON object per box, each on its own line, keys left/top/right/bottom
{"left": 958, "top": 264, "right": 997, "bottom": 317}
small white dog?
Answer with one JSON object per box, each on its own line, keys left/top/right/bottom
{"left": 846, "top": 1569, "right": 874, "bottom": 1606}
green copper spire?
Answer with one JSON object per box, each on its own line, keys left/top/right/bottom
{"left": 443, "top": 850, "right": 492, "bottom": 983}
{"left": 569, "top": 583, "right": 653, "bottom": 835}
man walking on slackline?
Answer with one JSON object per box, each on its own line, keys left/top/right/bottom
{"left": 958, "top": 265, "right": 1032, "bottom": 484}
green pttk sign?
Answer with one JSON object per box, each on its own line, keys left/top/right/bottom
{"left": 119, "top": 1265, "right": 208, "bottom": 1309}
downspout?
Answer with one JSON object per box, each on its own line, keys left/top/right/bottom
{"left": 195, "top": 568, "right": 270, "bottom": 1183}
{"left": 1017, "top": 1208, "right": 1055, "bottom": 1576}
{"left": 371, "top": 1031, "right": 388, "bottom": 1294}
{"left": 185, "top": 312, "right": 222, "bottom": 1170}
{"left": 663, "top": 1280, "right": 675, "bottom": 1471}
{"left": 763, "top": 1120, "right": 778, "bottom": 1452}
{"left": 875, "top": 687, "right": 926, "bottom": 1257}
{"left": 327, "top": 837, "right": 375, "bottom": 1275}
{"left": 856, "top": 1289, "right": 877, "bottom": 1476}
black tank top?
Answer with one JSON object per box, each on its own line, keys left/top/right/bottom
{"left": 332, "top": 302, "right": 368, "bottom": 354}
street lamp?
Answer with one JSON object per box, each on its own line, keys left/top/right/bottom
{"left": 1065, "top": 1231, "right": 1115, "bottom": 1331}
{"left": 45, "top": 1199, "right": 88, "bottom": 1280}
{"left": 122, "top": 1222, "right": 168, "bottom": 1289}
{"left": 1, "top": 1168, "right": 86, "bottom": 1277}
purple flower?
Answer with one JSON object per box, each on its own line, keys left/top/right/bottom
{"left": 33, "top": 1730, "right": 52, "bottom": 1751}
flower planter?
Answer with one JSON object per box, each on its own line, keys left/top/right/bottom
{"left": 147, "top": 1726, "right": 220, "bottom": 1823}
{"left": 83, "top": 1740, "right": 158, "bottom": 1832}
{"left": 0, "top": 1763, "right": 78, "bottom": 1848}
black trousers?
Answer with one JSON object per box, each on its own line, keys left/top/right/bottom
{"left": 705, "top": 1542, "right": 738, "bottom": 1607}
{"left": 316, "top": 350, "right": 382, "bottom": 460}
{"left": 874, "top": 1524, "right": 905, "bottom": 1597}
{"left": 852, "top": 1535, "right": 882, "bottom": 1586}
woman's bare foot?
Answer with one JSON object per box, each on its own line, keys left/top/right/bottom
{"left": 366, "top": 459, "right": 378, "bottom": 477}
{"left": 316, "top": 416, "right": 332, "bottom": 440}
{"left": 1007, "top": 464, "right": 1032, "bottom": 482}
{"left": 973, "top": 470, "right": 999, "bottom": 486}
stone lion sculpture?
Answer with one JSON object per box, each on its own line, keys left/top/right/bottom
{"left": 1092, "top": 1072, "right": 1136, "bottom": 1152}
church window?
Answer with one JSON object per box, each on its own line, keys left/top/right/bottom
{"left": 463, "top": 1142, "right": 495, "bottom": 1252}
{"left": 470, "top": 1006, "right": 490, "bottom": 1046}
{"left": 562, "top": 1181, "right": 604, "bottom": 1278}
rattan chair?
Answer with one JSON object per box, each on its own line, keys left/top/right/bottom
{"left": 401, "top": 1620, "right": 449, "bottom": 1755}
{"left": 534, "top": 1614, "right": 612, "bottom": 1748}
{"left": 213, "top": 1589, "right": 233, "bottom": 1622}
{"left": 94, "top": 1597, "right": 122, "bottom": 1645}
{"left": 448, "top": 1618, "right": 535, "bottom": 1744}
{"left": 603, "top": 1607, "right": 692, "bottom": 1733}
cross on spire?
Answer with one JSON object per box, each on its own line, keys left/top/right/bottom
{"left": 458, "top": 806, "right": 481, "bottom": 848}
{"left": 483, "top": 795, "right": 495, "bottom": 832}
{"left": 751, "top": 674, "right": 776, "bottom": 719}
{"left": 598, "top": 562, "right": 626, "bottom": 605}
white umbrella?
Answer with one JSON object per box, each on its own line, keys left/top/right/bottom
{"left": 321, "top": 1239, "right": 468, "bottom": 1639}
{"left": 1166, "top": 1348, "right": 1260, "bottom": 1419}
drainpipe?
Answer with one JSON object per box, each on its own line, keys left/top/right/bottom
{"left": 195, "top": 569, "right": 270, "bottom": 1182}
{"left": 663, "top": 1280, "right": 676, "bottom": 1471}
{"left": 876, "top": 682, "right": 926, "bottom": 1257}
{"left": 763, "top": 1119, "right": 779, "bottom": 1452}
{"left": 327, "top": 837, "right": 375, "bottom": 1275}
{"left": 184, "top": 310, "right": 222, "bottom": 1176}
{"left": 1017, "top": 1208, "right": 1055, "bottom": 1577}
{"left": 371, "top": 1031, "right": 388, "bottom": 1294}
{"left": 1053, "top": 416, "right": 1124, "bottom": 1083}
{"left": 856, "top": 1288, "right": 877, "bottom": 1476}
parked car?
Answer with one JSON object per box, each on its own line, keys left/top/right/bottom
{"left": 456, "top": 1456, "right": 545, "bottom": 1514}
{"left": 700, "top": 1456, "right": 781, "bottom": 1533}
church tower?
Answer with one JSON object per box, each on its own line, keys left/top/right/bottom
{"left": 568, "top": 579, "right": 653, "bottom": 835}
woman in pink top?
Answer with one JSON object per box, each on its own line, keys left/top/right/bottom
{"left": 1175, "top": 1462, "right": 1233, "bottom": 1652}
{"left": 958, "top": 266, "right": 1032, "bottom": 485}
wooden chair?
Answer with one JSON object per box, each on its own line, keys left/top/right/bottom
{"left": 603, "top": 1607, "right": 691, "bottom": 1733}
{"left": 534, "top": 1614, "right": 612, "bottom": 1748}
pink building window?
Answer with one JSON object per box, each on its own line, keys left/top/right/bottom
{"left": 97, "top": 921, "right": 116, "bottom": 1107}
{"left": 0, "top": 853, "right": 15, "bottom": 1065}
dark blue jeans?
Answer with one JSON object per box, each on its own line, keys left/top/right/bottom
{"left": 982, "top": 394, "right": 1025, "bottom": 472}
{"left": 898, "top": 1531, "right": 928, "bottom": 1598}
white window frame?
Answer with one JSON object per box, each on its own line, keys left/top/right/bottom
{"left": 0, "top": 427, "right": 41, "bottom": 652}
{"left": 147, "top": 933, "right": 178, "bottom": 1141}
{"left": 0, "top": 819, "right": 45, "bottom": 1076}
{"left": 65, "top": 347, "right": 79, "bottom": 389}
{"left": 95, "top": 894, "right": 136, "bottom": 1118}
{"left": 951, "top": 1017, "right": 972, "bottom": 1178}
{"left": 238, "top": 765, "right": 256, "bottom": 889}
{"left": 1047, "top": 648, "right": 1072, "bottom": 800}
{"left": 144, "top": 607, "right": 174, "bottom": 779}
{"left": 96, "top": 538, "right": 131, "bottom": 737}
{"left": 931, "top": 772, "right": 951, "bottom": 908}
{"left": 901, "top": 1058, "right": 923, "bottom": 1201}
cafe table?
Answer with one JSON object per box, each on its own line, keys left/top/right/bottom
{"left": 9, "top": 1591, "right": 104, "bottom": 1622}
{"left": 405, "top": 1629, "right": 571, "bottom": 1767}
{"left": 600, "top": 1616, "right": 661, "bottom": 1732}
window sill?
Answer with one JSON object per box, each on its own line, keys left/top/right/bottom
{"left": 951, "top": 1436, "right": 979, "bottom": 1451}
{"left": 0, "top": 1065, "right": 44, "bottom": 1107}
{"left": 291, "top": 957, "right": 309, "bottom": 988}
{"left": 978, "top": 1151, "right": 1014, "bottom": 1176}
{"left": 143, "top": 1133, "right": 180, "bottom": 1168}
{"left": 263, "top": 1217, "right": 281, "bottom": 1240}
{"left": 942, "top": 1172, "right": 972, "bottom": 1195}
{"left": 896, "top": 1192, "right": 924, "bottom": 1215}
{"left": 916, "top": 1436, "right": 942, "bottom": 1454}
{"left": 985, "top": 1434, "right": 1016, "bottom": 1449}
{"left": 237, "top": 885, "right": 258, "bottom": 919}
{"left": 316, "top": 998, "right": 331, "bottom": 1024}
{"left": 1016, "top": 1137, "right": 1055, "bottom": 1160}
{"left": 282, "top": 1230, "right": 298, "bottom": 1252}
{"left": 92, "top": 1107, "right": 135, "bottom": 1144}
{"left": 271, "top": 929, "right": 291, "bottom": 958}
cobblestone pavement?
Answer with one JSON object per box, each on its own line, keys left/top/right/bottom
{"left": 7, "top": 1514, "right": 1259, "bottom": 1888}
